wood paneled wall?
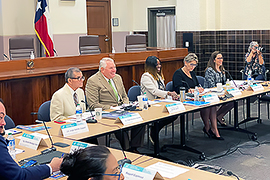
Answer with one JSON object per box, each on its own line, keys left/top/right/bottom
{"left": 0, "top": 48, "right": 187, "bottom": 125}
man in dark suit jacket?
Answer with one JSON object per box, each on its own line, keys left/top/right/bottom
{"left": 0, "top": 99, "right": 62, "bottom": 180}
{"left": 85, "top": 57, "right": 145, "bottom": 152}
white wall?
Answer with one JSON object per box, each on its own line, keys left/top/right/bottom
{"left": 2, "top": 0, "right": 270, "bottom": 35}
{"left": 131, "top": 0, "right": 176, "bottom": 31}
{"left": 1, "top": 0, "right": 35, "bottom": 36}
{"left": 111, "top": 0, "right": 133, "bottom": 32}
{"left": 176, "top": 0, "right": 202, "bottom": 31}
{"left": 49, "top": 0, "right": 87, "bottom": 34}
{"left": 220, "top": 0, "right": 270, "bottom": 30}
{"left": 1, "top": 0, "right": 270, "bottom": 57}
{"left": 111, "top": 0, "right": 176, "bottom": 32}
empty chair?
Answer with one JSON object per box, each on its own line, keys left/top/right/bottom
{"left": 37, "top": 101, "right": 51, "bottom": 122}
{"left": 240, "top": 68, "right": 269, "bottom": 81}
{"left": 79, "top": 35, "right": 101, "bottom": 55}
{"left": 196, "top": 76, "right": 205, "bottom": 88}
{"left": 125, "top": 34, "right": 147, "bottom": 52}
{"left": 4, "top": 115, "right": 15, "bottom": 130}
{"left": 165, "top": 81, "right": 175, "bottom": 139}
{"left": 128, "top": 85, "right": 141, "bottom": 102}
{"left": 166, "top": 81, "right": 173, "bottom": 91}
{"left": 9, "top": 37, "right": 35, "bottom": 60}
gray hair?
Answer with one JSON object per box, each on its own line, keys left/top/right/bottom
{"left": 65, "top": 67, "right": 81, "bottom": 83}
{"left": 184, "top": 53, "right": 198, "bottom": 64}
{"left": 99, "top": 57, "right": 115, "bottom": 71}
{"left": 248, "top": 41, "right": 259, "bottom": 52}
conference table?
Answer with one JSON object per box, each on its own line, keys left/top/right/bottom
{"left": 15, "top": 81, "right": 270, "bottom": 161}
{"left": 9, "top": 82, "right": 268, "bottom": 180}
{"left": 10, "top": 132, "right": 237, "bottom": 180}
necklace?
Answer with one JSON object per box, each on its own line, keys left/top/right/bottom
{"left": 182, "top": 67, "right": 191, "bottom": 78}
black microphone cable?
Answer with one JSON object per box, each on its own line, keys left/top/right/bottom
{"left": 227, "top": 171, "right": 240, "bottom": 180}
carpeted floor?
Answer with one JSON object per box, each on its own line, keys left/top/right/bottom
{"left": 111, "top": 100, "right": 270, "bottom": 180}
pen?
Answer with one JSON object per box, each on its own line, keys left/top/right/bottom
{"left": 61, "top": 153, "right": 65, "bottom": 158}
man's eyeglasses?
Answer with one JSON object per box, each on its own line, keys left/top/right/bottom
{"left": 103, "top": 165, "right": 122, "bottom": 180}
{"left": 70, "top": 76, "right": 85, "bottom": 81}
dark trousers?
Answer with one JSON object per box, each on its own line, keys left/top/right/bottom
{"left": 150, "top": 115, "right": 178, "bottom": 141}
{"left": 115, "top": 126, "right": 145, "bottom": 150}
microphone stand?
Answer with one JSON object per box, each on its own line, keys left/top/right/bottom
{"left": 41, "top": 121, "right": 69, "bottom": 152}
{"left": 132, "top": 79, "right": 150, "bottom": 107}
{"left": 41, "top": 121, "right": 56, "bottom": 154}
{"left": 181, "top": 80, "right": 194, "bottom": 97}
{"left": 225, "top": 70, "right": 238, "bottom": 88}
{"left": 132, "top": 79, "right": 143, "bottom": 95}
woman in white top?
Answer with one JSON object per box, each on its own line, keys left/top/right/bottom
{"left": 140, "top": 56, "right": 178, "bottom": 144}
{"left": 141, "top": 56, "right": 178, "bottom": 100}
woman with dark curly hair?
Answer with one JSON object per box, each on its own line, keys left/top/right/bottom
{"left": 60, "top": 146, "right": 124, "bottom": 180}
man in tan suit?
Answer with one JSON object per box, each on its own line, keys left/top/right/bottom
{"left": 86, "top": 58, "right": 129, "bottom": 109}
{"left": 85, "top": 57, "right": 145, "bottom": 152}
{"left": 50, "top": 67, "right": 86, "bottom": 121}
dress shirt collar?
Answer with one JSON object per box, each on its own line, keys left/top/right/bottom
{"left": 101, "top": 73, "right": 110, "bottom": 82}
{"left": 66, "top": 83, "right": 78, "bottom": 95}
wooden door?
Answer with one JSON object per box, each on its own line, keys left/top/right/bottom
{"left": 86, "top": 0, "right": 112, "bottom": 53}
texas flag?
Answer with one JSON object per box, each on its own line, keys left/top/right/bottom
{"left": 34, "top": 0, "right": 54, "bottom": 57}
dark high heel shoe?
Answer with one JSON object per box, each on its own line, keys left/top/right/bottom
{"left": 208, "top": 129, "right": 224, "bottom": 140}
{"left": 217, "top": 118, "right": 227, "bottom": 127}
{"left": 202, "top": 127, "right": 210, "bottom": 138}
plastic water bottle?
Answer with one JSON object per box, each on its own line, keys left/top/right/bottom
{"left": 112, "top": 47, "right": 116, "bottom": 53}
{"left": 7, "top": 133, "right": 16, "bottom": 159}
{"left": 194, "top": 86, "right": 200, "bottom": 101}
{"left": 76, "top": 104, "right": 82, "bottom": 122}
{"left": 226, "top": 79, "right": 230, "bottom": 89}
{"left": 30, "top": 51, "right": 35, "bottom": 59}
{"left": 247, "top": 70, "right": 252, "bottom": 85}
{"left": 142, "top": 92, "right": 148, "bottom": 110}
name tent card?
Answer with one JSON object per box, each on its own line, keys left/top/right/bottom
{"left": 19, "top": 133, "right": 48, "bottom": 150}
{"left": 227, "top": 88, "right": 242, "bottom": 96}
{"left": 165, "top": 102, "right": 185, "bottom": 114}
{"left": 250, "top": 84, "right": 264, "bottom": 92}
{"left": 122, "top": 163, "right": 164, "bottom": 180}
{"left": 117, "top": 113, "right": 143, "bottom": 125}
{"left": 59, "top": 121, "right": 89, "bottom": 137}
{"left": 202, "top": 94, "right": 220, "bottom": 103}
{"left": 69, "top": 141, "right": 93, "bottom": 153}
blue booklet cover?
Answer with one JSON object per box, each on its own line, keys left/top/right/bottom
{"left": 183, "top": 101, "right": 210, "bottom": 106}
{"left": 102, "top": 110, "right": 133, "bottom": 119}
{"left": 16, "top": 125, "right": 51, "bottom": 132}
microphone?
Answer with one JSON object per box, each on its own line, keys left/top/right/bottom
{"left": 81, "top": 100, "right": 97, "bottom": 123}
{"left": 224, "top": 70, "right": 238, "bottom": 88}
{"left": 181, "top": 80, "right": 191, "bottom": 91}
{"left": 3, "top": 54, "right": 10, "bottom": 61}
{"left": 132, "top": 79, "right": 143, "bottom": 95}
{"left": 41, "top": 121, "right": 69, "bottom": 152}
{"left": 118, "top": 150, "right": 132, "bottom": 167}
{"left": 114, "top": 136, "right": 131, "bottom": 166}
{"left": 132, "top": 79, "right": 150, "bottom": 107}
{"left": 41, "top": 121, "right": 56, "bottom": 154}
{"left": 181, "top": 80, "right": 194, "bottom": 97}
